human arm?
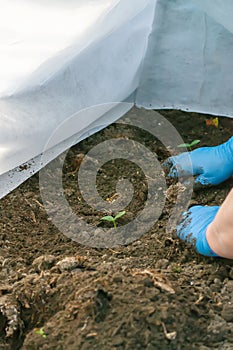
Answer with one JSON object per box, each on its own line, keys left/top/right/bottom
{"left": 206, "top": 188, "right": 233, "bottom": 259}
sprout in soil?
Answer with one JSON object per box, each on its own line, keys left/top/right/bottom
{"left": 177, "top": 139, "right": 200, "bottom": 151}
{"left": 35, "top": 327, "right": 47, "bottom": 338}
{"left": 100, "top": 210, "right": 126, "bottom": 229}
{"left": 172, "top": 265, "right": 182, "bottom": 273}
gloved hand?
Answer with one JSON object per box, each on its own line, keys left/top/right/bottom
{"left": 164, "top": 136, "right": 233, "bottom": 187}
{"left": 177, "top": 205, "right": 219, "bottom": 257}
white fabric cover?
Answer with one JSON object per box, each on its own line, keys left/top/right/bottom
{"left": 0, "top": 0, "right": 233, "bottom": 198}
{"left": 136, "top": 0, "right": 233, "bottom": 115}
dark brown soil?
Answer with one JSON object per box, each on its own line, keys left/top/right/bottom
{"left": 0, "top": 108, "right": 233, "bottom": 350}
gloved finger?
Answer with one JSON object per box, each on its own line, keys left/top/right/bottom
{"left": 194, "top": 174, "right": 213, "bottom": 188}
{"left": 167, "top": 165, "right": 180, "bottom": 178}
{"left": 162, "top": 158, "right": 178, "bottom": 179}
{"left": 176, "top": 205, "right": 220, "bottom": 256}
{"left": 167, "top": 163, "right": 193, "bottom": 179}
{"left": 165, "top": 152, "right": 195, "bottom": 177}
{"left": 193, "top": 179, "right": 211, "bottom": 191}
{"left": 176, "top": 205, "right": 203, "bottom": 241}
{"left": 162, "top": 158, "right": 174, "bottom": 172}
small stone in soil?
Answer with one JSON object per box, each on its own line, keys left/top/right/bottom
{"left": 221, "top": 304, "right": 233, "bottom": 322}
{"left": 32, "top": 255, "right": 56, "bottom": 272}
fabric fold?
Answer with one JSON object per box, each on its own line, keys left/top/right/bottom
{"left": 0, "top": 0, "right": 233, "bottom": 198}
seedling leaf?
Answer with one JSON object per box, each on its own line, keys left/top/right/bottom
{"left": 100, "top": 211, "right": 126, "bottom": 229}
{"left": 190, "top": 139, "right": 200, "bottom": 147}
{"left": 114, "top": 211, "right": 126, "bottom": 220}
{"left": 177, "top": 139, "right": 200, "bottom": 150}
{"left": 177, "top": 143, "right": 191, "bottom": 148}
{"left": 100, "top": 216, "right": 114, "bottom": 222}
{"left": 35, "top": 327, "right": 47, "bottom": 338}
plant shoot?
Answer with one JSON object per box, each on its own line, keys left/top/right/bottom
{"left": 100, "top": 211, "right": 126, "bottom": 229}
{"left": 177, "top": 139, "right": 200, "bottom": 151}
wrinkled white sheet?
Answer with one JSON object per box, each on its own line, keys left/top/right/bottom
{"left": 0, "top": 0, "right": 233, "bottom": 198}
{"left": 136, "top": 0, "right": 233, "bottom": 115}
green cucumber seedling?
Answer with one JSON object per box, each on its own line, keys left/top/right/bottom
{"left": 35, "top": 327, "right": 47, "bottom": 338}
{"left": 177, "top": 139, "right": 200, "bottom": 151}
{"left": 100, "top": 211, "right": 126, "bottom": 229}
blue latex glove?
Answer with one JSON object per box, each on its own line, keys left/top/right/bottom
{"left": 177, "top": 206, "right": 219, "bottom": 257}
{"left": 164, "top": 136, "right": 233, "bottom": 186}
